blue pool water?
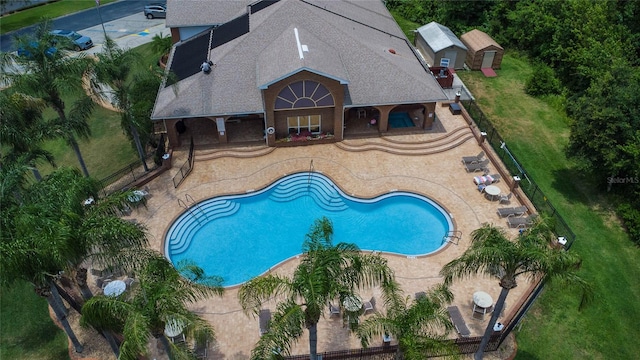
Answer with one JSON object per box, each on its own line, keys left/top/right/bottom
{"left": 388, "top": 112, "right": 414, "bottom": 128}
{"left": 165, "top": 173, "right": 452, "bottom": 287}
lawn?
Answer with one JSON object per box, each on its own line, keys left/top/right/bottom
{"left": 0, "top": 282, "right": 68, "bottom": 360}
{"left": 458, "top": 53, "right": 640, "bottom": 359}
{"left": 39, "top": 102, "right": 139, "bottom": 181}
{"left": 1, "top": 0, "right": 117, "bottom": 34}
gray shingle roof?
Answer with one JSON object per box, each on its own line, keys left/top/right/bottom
{"left": 166, "top": 0, "right": 250, "bottom": 27}
{"left": 416, "top": 21, "right": 467, "bottom": 53}
{"left": 152, "top": 0, "right": 447, "bottom": 120}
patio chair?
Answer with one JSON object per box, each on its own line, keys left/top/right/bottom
{"left": 465, "top": 159, "right": 490, "bottom": 173}
{"left": 499, "top": 192, "right": 513, "bottom": 204}
{"left": 461, "top": 151, "right": 485, "bottom": 164}
{"left": 259, "top": 309, "right": 271, "bottom": 336}
{"left": 487, "top": 173, "right": 501, "bottom": 183}
{"left": 507, "top": 215, "right": 535, "bottom": 229}
{"left": 362, "top": 297, "right": 376, "bottom": 315}
{"left": 447, "top": 306, "right": 471, "bottom": 337}
{"left": 497, "top": 206, "right": 527, "bottom": 218}
{"left": 329, "top": 303, "right": 341, "bottom": 317}
{"left": 195, "top": 339, "right": 208, "bottom": 359}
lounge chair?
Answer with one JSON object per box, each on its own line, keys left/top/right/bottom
{"left": 499, "top": 192, "right": 513, "bottom": 204}
{"left": 465, "top": 159, "right": 490, "bottom": 173}
{"left": 473, "top": 173, "right": 500, "bottom": 185}
{"left": 462, "top": 151, "right": 485, "bottom": 164}
{"left": 259, "top": 309, "right": 271, "bottom": 335}
{"left": 362, "top": 297, "right": 376, "bottom": 315}
{"left": 329, "top": 303, "right": 341, "bottom": 317}
{"left": 447, "top": 306, "right": 471, "bottom": 337}
{"left": 507, "top": 215, "right": 535, "bottom": 229}
{"left": 497, "top": 206, "right": 527, "bottom": 218}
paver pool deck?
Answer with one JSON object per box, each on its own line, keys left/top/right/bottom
{"left": 124, "top": 105, "right": 533, "bottom": 358}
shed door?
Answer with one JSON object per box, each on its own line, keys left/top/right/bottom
{"left": 443, "top": 51, "right": 457, "bottom": 68}
{"left": 481, "top": 51, "right": 496, "bottom": 68}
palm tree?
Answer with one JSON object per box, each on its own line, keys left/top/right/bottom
{"left": 237, "top": 217, "right": 397, "bottom": 360}
{"left": 23, "top": 167, "right": 150, "bottom": 302}
{"left": 81, "top": 255, "right": 225, "bottom": 360}
{"left": 0, "top": 91, "right": 55, "bottom": 180}
{"left": 91, "top": 37, "right": 150, "bottom": 171}
{"left": 3, "top": 20, "right": 95, "bottom": 177}
{"left": 356, "top": 282, "right": 459, "bottom": 360}
{"left": 440, "top": 219, "right": 592, "bottom": 360}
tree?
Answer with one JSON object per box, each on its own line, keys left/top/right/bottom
{"left": 0, "top": 166, "right": 151, "bottom": 308}
{"left": 356, "top": 282, "right": 458, "bottom": 360}
{"left": 566, "top": 63, "right": 640, "bottom": 185}
{"left": 92, "top": 37, "right": 150, "bottom": 171}
{"left": 3, "top": 20, "right": 95, "bottom": 177}
{"left": 0, "top": 91, "right": 55, "bottom": 181}
{"left": 237, "top": 217, "right": 396, "bottom": 360}
{"left": 81, "top": 255, "right": 224, "bottom": 360}
{"left": 440, "top": 220, "right": 592, "bottom": 360}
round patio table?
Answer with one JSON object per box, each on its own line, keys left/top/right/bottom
{"left": 103, "top": 280, "right": 126, "bottom": 297}
{"left": 473, "top": 291, "right": 493, "bottom": 308}
{"left": 484, "top": 185, "right": 501, "bottom": 201}
{"left": 164, "top": 318, "right": 185, "bottom": 338}
{"left": 343, "top": 296, "right": 362, "bottom": 312}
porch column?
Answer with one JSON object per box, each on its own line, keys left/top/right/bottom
{"left": 165, "top": 119, "right": 181, "bottom": 148}
{"left": 374, "top": 105, "right": 395, "bottom": 132}
{"left": 423, "top": 102, "right": 436, "bottom": 130}
{"left": 215, "top": 117, "right": 227, "bottom": 144}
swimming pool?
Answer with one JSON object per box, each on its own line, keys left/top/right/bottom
{"left": 165, "top": 172, "right": 452, "bottom": 287}
{"left": 388, "top": 112, "right": 414, "bottom": 128}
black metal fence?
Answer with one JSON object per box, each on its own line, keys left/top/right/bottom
{"left": 284, "top": 333, "right": 502, "bottom": 360}
{"left": 98, "top": 154, "right": 155, "bottom": 197}
{"left": 462, "top": 100, "right": 576, "bottom": 249}
{"left": 172, "top": 136, "right": 195, "bottom": 188}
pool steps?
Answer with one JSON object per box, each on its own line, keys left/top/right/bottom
{"left": 168, "top": 199, "right": 240, "bottom": 255}
{"left": 270, "top": 174, "right": 348, "bottom": 212}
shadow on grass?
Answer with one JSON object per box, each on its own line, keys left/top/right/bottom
{"left": 0, "top": 282, "right": 68, "bottom": 360}
{"left": 548, "top": 167, "right": 603, "bottom": 206}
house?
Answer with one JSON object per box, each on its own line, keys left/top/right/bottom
{"left": 414, "top": 21, "right": 467, "bottom": 70}
{"left": 460, "top": 29, "right": 504, "bottom": 70}
{"left": 152, "top": 0, "right": 448, "bottom": 149}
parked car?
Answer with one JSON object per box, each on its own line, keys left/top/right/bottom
{"left": 144, "top": 3, "right": 166, "bottom": 19}
{"left": 17, "top": 41, "right": 57, "bottom": 58}
{"left": 50, "top": 29, "right": 93, "bottom": 51}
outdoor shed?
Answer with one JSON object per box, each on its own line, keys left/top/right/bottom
{"left": 460, "top": 29, "right": 504, "bottom": 70}
{"left": 415, "top": 22, "right": 467, "bottom": 70}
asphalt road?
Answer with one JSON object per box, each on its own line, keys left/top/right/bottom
{"left": 1, "top": 0, "right": 161, "bottom": 52}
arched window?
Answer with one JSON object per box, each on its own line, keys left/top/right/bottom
{"left": 275, "top": 80, "right": 334, "bottom": 109}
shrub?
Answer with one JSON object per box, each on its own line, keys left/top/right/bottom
{"left": 525, "top": 63, "right": 562, "bottom": 97}
{"left": 617, "top": 202, "right": 640, "bottom": 246}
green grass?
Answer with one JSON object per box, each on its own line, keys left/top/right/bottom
{"left": 0, "top": 282, "right": 69, "bottom": 360}
{"left": 38, "top": 98, "right": 138, "bottom": 181}
{"left": 1, "top": 0, "right": 117, "bottom": 34}
{"left": 390, "top": 10, "right": 420, "bottom": 44}
{"left": 458, "top": 53, "right": 640, "bottom": 359}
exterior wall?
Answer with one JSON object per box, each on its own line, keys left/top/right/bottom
{"left": 415, "top": 35, "right": 436, "bottom": 66}
{"left": 465, "top": 45, "right": 504, "bottom": 70}
{"left": 262, "top": 70, "right": 344, "bottom": 146}
{"left": 435, "top": 47, "right": 467, "bottom": 69}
